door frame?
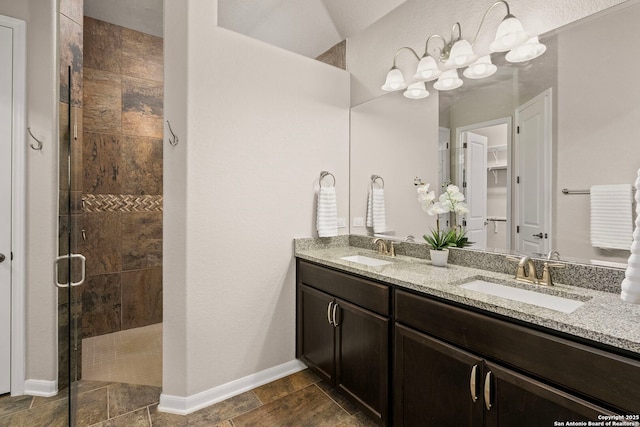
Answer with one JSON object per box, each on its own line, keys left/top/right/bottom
{"left": 455, "top": 117, "right": 513, "bottom": 251}
{"left": 0, "top": 14, "right": 27, "bottom": 396}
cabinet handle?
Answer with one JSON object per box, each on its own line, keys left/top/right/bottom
{"left": 327, "top": 301, "right": 334, "bottom": 326}
{"left": 484, "top": 371, "right": 492, "bottom": 411}
{"left": 332, "top": 303, "right": 339, "bottom": 327}
{"left": 469, "top": 365, "right": 478, "bottom": 403}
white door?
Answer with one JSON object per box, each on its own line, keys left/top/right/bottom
{"left": 463, "top": 131, "right": 487, "bottom": 249}
{"left": 0, "top": 23, "right": 13, "bottom": 395}
{"left": 438, "top": 127, "right": 450, "bottom": 191}
{"left": 515, "top": 90, "right": 552, "bottom": 256}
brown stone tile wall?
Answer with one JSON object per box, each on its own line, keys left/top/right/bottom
{"left": 81, "top": 16, "right": 164, "bottom": 339}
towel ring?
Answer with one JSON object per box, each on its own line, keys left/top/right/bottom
{"left": 371, "top": 174, "right": 385, "bottom": 189}
{"left": 320, "top": 171, "right": 335, "bottom": 188}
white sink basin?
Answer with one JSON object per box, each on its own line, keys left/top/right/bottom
{"left": 460, "top": 280, "right": 585, "bottom": 314}
{"left": 340, "top": 255, "right": 393, "bottom": 267}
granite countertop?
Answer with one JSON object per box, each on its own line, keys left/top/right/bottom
{"left": 295, "top": 243, "right": 640, "bottom": 356}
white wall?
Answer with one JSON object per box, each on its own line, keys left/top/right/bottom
{"left": 0, "top": 0, "right": 58, "bottom": 389}
{"left": 163, "top": 0, "right": 350, "bottom": 403}
{"left": 350, "top": 93, "right": 439, "bottom": 240}
{"left": 347, "top": 0, "right": 628, "bottom": 106}
{"left": 555, "top": 1, "right": 640, "bottom": 263}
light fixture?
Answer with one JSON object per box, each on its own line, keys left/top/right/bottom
{"left": 434, "top": 69, "right": 463, "bottom": 91}
{"left": 381, "top": 1, "right": 545, "bottom": 97}
{"left": 463, "top": 55, "right": 497, "bottom": 79}
{"left": 505, "top": 36, "right": 547, "bottom": 62}
{"left": 381, "top": 47, "right": 421, "bottom": 92}
{"left": 404, "top": 82, "right": 430, "bottom": 99}
{"left": 445, "top": 38, "right": 477, "bottom": 68}
{"left": 489, "top": 15, "right": 529, "bottom": 52}
{"left": 381, "top": 67, "right": 407, "bottom": 91}
{"left": 413, "top": 55, "right": 441, "bottom": 82}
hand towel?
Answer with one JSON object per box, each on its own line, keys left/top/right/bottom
{"left": 366, "top": 188, "right": 386, "bottom": 233}
{"left": 622, "top": 171, "right": 640, "bottom": 304}
{"left": 317, "top": 186, "right": 338, "bottom": 237}
{"left": 590, "top": 184, "right": 633, "bottom": 250}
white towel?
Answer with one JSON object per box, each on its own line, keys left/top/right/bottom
{"left": 622, "top": 170, "right": 640, "bottom": 304}
{"left": 317, "top": 186, "right": 338, "bottom": 237}
{"left": 366, "top": 188, "right": 386, "bottom": 233}
{"left": 590, "top": 184, "right": 633, "bottom": 250}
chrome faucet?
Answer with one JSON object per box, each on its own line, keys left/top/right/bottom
{"left": 373, "top": 238, "right": 396, "bottom": 257}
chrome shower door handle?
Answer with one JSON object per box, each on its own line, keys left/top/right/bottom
{"left": 54, "top": 253, "right": 86, "bottom": 288}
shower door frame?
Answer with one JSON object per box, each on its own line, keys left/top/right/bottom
{"left": 0, "top": 13, "right": 27, "bottom": 397}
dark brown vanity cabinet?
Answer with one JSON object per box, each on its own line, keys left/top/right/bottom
{"left": 296, "top": 260, "right": 390, "bottom": 425}
{"left": 394, "top": 290, "right": 636, "bottom": 426}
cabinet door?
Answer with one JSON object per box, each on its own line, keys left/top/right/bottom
{"left": 484, "top": 362, "right": 616, "bottom": 427}
{"left": 297, "top": 284, "right": 336, "bottom": 382}
{"left": 394, "top": 324, "right": 484, "bottom": 427}
{"left": 335, "top": 298, "right": 390, "bottom": 424}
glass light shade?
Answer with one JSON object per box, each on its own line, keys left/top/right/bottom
{"left": 463, "top": 55, "right": 498, "bottom": 79}
{"left": 489, "top": 16, "right": 530, "bottom": 52}
{"left": 505, "top": 36, "right": 547, "bottom": 63}
{"left": 433, "top": 69, "right": 463, "bottom": 91}
{"left": 444, "top": 39, "right": 477, "bottom": 68}
{"left": 403, "top": 82, "right": 430, "bottom": 99}
{"left": 413, "top": 55, "right": 441, "bottom": 82}
{"left": 381, "top": 67, "right": 407, "bottom": 91}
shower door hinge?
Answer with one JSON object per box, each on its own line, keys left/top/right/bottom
{"left": 463, "top": 142, "right": 468, "bottom": 149}
{"left": 517, "top": 176, "right": 520, "bottom": 184}
{"left": 517, "top": 126, "right": 520, "bottom": 134}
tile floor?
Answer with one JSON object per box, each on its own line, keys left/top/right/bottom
{"left": 0, "top": 369, "right": 378, "bottom": 426}
{"left": 81, "top": 323, "right": 163, "bottom": 387}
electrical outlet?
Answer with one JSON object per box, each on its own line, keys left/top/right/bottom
{"left": 337, "top": 218, "right": 346, "bottom": 228}
{"left": 353, "top": 217, "right": 365, "bottom": 227}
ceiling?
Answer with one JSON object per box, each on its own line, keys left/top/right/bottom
{"left": 83, "top": 0, "right": 407, "bottom": 58}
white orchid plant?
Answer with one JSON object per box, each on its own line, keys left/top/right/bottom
{"left": 417, "top": 183, "right": 472, "bottom": 250}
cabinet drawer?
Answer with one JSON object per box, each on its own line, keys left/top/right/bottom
{"left": 298, "top": 260, "right": 390, "bottom": 316}
{"left": 396, "top": 289, "right": 640, "bottom": 413}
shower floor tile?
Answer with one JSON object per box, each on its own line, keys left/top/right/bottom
{"left": 82, "top": 323, "right": 162, "bottom": 387}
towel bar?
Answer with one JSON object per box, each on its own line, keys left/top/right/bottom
{"left": 562, "top": 187, "right": 636, "bottom": 195}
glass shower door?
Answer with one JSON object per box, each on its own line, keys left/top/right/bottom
{"left": 56, "top": 66, "right": 84, "bottom": 426}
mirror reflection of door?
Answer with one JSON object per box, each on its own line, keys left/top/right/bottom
{"left": 463, "top": 131, "right": 488, "bottom": 249}
{"left": 458, "top": 118, "right": 512, "bottom": 252}
{"left": 515, "top": 89, "right": 552, "bottom": 256}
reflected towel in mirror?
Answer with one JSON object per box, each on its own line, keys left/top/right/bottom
{"left": 366, "top": 188, "right": 387, "bottom": 233}
{"left": 590, "top": 184, "right": 633, "bottom": 250}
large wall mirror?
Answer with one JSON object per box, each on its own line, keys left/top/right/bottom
{"left": 350, "top": 0, "right": 639, "bottom": 266}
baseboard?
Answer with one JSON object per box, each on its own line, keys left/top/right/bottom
{"left": 24, "top": 379, "right": 58, "bottom": 397}
{"left": 158, "top": 359, "right": 307, "bottom": 415}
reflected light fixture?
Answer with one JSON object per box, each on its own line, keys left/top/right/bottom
{"left": 404, "top": 81, "right": 430, "bottom": 99}
{"left": 433, "top": 69, "right": 463, "bottom": 91}
{"left": 381, "top": 0, "right": 545, "bottom": 97}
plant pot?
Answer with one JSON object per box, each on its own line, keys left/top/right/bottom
{"left": 430, "top": 249, "right": 449, "bottom": 267}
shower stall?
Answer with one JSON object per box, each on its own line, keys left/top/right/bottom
{"left": 58, "top": 0, "right": 164, "bottom": 422}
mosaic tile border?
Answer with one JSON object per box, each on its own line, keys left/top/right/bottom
{"left": 83, "top": 194, "right": 163, "bottom": 213}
